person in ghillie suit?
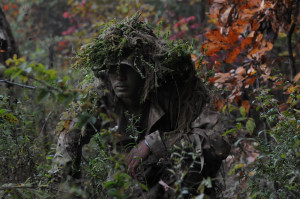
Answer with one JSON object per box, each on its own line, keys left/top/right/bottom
{"left": 51, "top": 13, "right": 231, "bottom": 198}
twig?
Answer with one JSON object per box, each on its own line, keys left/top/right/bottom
{"left": 0, "top": 79, "right": 36, "bottom": 89}
{"left": 39, "top": 111, "right": 52, "bottom": 135}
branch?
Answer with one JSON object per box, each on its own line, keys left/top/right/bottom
{"left": 39, "top": 111, "right": 52, "bottom": 135}
{"left": 0, "top": 79, "right": 36, "bottom": 89}
{"left": 287, "top": 0, "right": 300, "bottom": 80}
{"left": 287, "top": 22, "right": 296, "bottom": 80}
{"left": 26, "top": 75, "right": 62, "bottom": 92}
{"left": 0, "top": 185, "right": 35, "bottom": 190}
{"left": 0, "top": 184, "right": 50, "bottom": 190}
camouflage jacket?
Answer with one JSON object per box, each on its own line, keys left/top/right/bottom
{"left": 51, "top": 97, "right": 231, "bottom": 196}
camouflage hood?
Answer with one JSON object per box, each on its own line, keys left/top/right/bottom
{"left": 75, "top": 13, "right": 195, "bottom": 102}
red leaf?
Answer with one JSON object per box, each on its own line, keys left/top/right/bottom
{"left": 217, "top": 99, "right": 226, "bottom": 111}
{"left": 226, "top": 29, "right": 239, "bottom": 45}
{"left": 208, "top": 76, "right": 220, "bottom": 84}
{"left": 242, "top": 100, "right": 250, "bottom": 114}
{"left": 203, "top": 42, "right": 222, "bottom": 56}
{"left": 225, "top": 47, "right": 241, "bottom": 63}
{"left": 3, "top": 5, "right": 9, "bottom": 11}
{"left": 245, "top": 76, "right": 257, "bottom": 86}
{"left": 63, "top": 12, "right": 70, "bottom": 18}
{"left": 186, "top": 16, "right": 196, "bottom": 22}
{"left": 252, "top": 19, "right": 260, "bottom": 31}
{"left": 205, "top": 30, "right": 227, "bottom": 43}
{"left": 241, "top": 37, "right": 253, "bottom": 50}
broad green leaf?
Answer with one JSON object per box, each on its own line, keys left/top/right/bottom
{"left": 222, "top": 104, "right": 227, "bottom": 114}
{"left": 0, "top": 109, "right": 7, "bottom": 115}
{"left": 229, "top": 105, "right": 237, "bottom": 113}
{"left": 240, "top": 106, "right": 246, "bottom": 117}
{"left": 246, "top": 118, "right": 256, "bottom": 135}
{"left": 236, "top": 122, "right": 242, "bottom": 130}
{"left": 223, "top": 128, "right": 236, "bottom": 136}
{"left": 236, "top": 117, "right": 247, "bottom": 122}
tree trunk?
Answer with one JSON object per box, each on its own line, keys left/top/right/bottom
{"left": 0, "top": 7, "right": 19, "bottom": 66}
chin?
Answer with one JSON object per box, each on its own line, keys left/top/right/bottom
{"left": 115, "top": 92, "right": 131, "bottom": 98}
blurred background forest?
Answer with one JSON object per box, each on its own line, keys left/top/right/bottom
{"left": 0, "top": 0, "right": 299, "bottom": 198}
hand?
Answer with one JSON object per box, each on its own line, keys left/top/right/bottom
{"left": 125, "top": 139, "right": 150, "bottom": 176}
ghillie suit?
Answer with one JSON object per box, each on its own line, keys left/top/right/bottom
{"left": 76, "top": 13, "right": 208, "bottom": 134}
{"left": 52, "top": 13, "right": 231, "bottom": 198}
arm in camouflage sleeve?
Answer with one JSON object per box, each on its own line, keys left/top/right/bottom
{"left": 50, "top": 118, "right": 98, "bottom": 180}
{"left": 145, "top": 130, "right": 168, "bottom": 158}
{"left": 144, "top": 107, "right": 231, "bottom": 162}
{"left": 190, "top": 107, "right": 231, "bottom": 161}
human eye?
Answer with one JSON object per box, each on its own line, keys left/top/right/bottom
{"left": 108, "top": 65, "right": 118, "bottom": 74}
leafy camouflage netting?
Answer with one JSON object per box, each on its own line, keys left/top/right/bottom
{"left": 75, "top": 13, "right": 195, "bottom": 101}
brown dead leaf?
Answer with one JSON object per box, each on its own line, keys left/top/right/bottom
{"left": 273, "top": 81, "right": 283, "bottom": 86}
{"left": 245, "top": 76, "right": 257, "bottom": 86}
{"left": 252, "top": 19, "right": 260, "bottom": 31}
{"left": 208, "top": 76, "right": 221, "bottom": 84}
{"left": 247, "top": 67, "right": 257, "bottom": 75}
{"left": 242, "top": 100, "right": 250, "bottom": 113}
{"left": 191, "top": 54, "right": 198, "bottom": 61}
{"left": 243, "top": 8, "right": 260, "bottom": 15}
{"left": 221, "top": 6, "right": 234, "bottom": 25}
{"left": 278, "top": 103, "right": 289, "bottom": 111}
{"left": 286, "top": 85, "right": 295, "bottom": 94}
{"left": 265, "top": 42, "right": 274, "bottom": 51}
{"left": 247, "top": 0, "right": 262, "bottom": 8}
{"left": 294, "top": 72, "right": 300, "bottom": 83}
{"left": 256, "top": 33, "right": 263, "bottom": 42}
{"left": 217, "top": 99, "right": 226, "bottom": 111}
{"left": 213, "top": 0, "right": 227, "bottom": 3}
{"left": 215, "top": 72, "right": 231, "bottom": 83}
{"left": 249, "top": 46, "right": 260, "bottom": 56}
{"left": 236, "top": 18, "right": 248, "bottom": 26}
{"left": 236, "top": 66, "right": 246, "bottom": 75}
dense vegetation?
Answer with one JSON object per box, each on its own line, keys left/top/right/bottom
{"left": 0, "top": 0, "right": 299, "bottom": 198}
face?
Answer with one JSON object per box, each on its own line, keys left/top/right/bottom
{"left": 108, "top": 64, "right": 144, "bottom": 100}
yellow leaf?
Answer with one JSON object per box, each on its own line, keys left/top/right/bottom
{"left": 287, "top": 85, "right": 295, "bottom": 94}
{"left": 247, "top": 67, "right": 257, "bottom": 75}
{"left": 294, "top": 72, "right": 300, "bottom": 83}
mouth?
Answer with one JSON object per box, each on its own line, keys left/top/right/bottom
{"left": 114, "top": 84, "right": 128, "bottom": 90}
